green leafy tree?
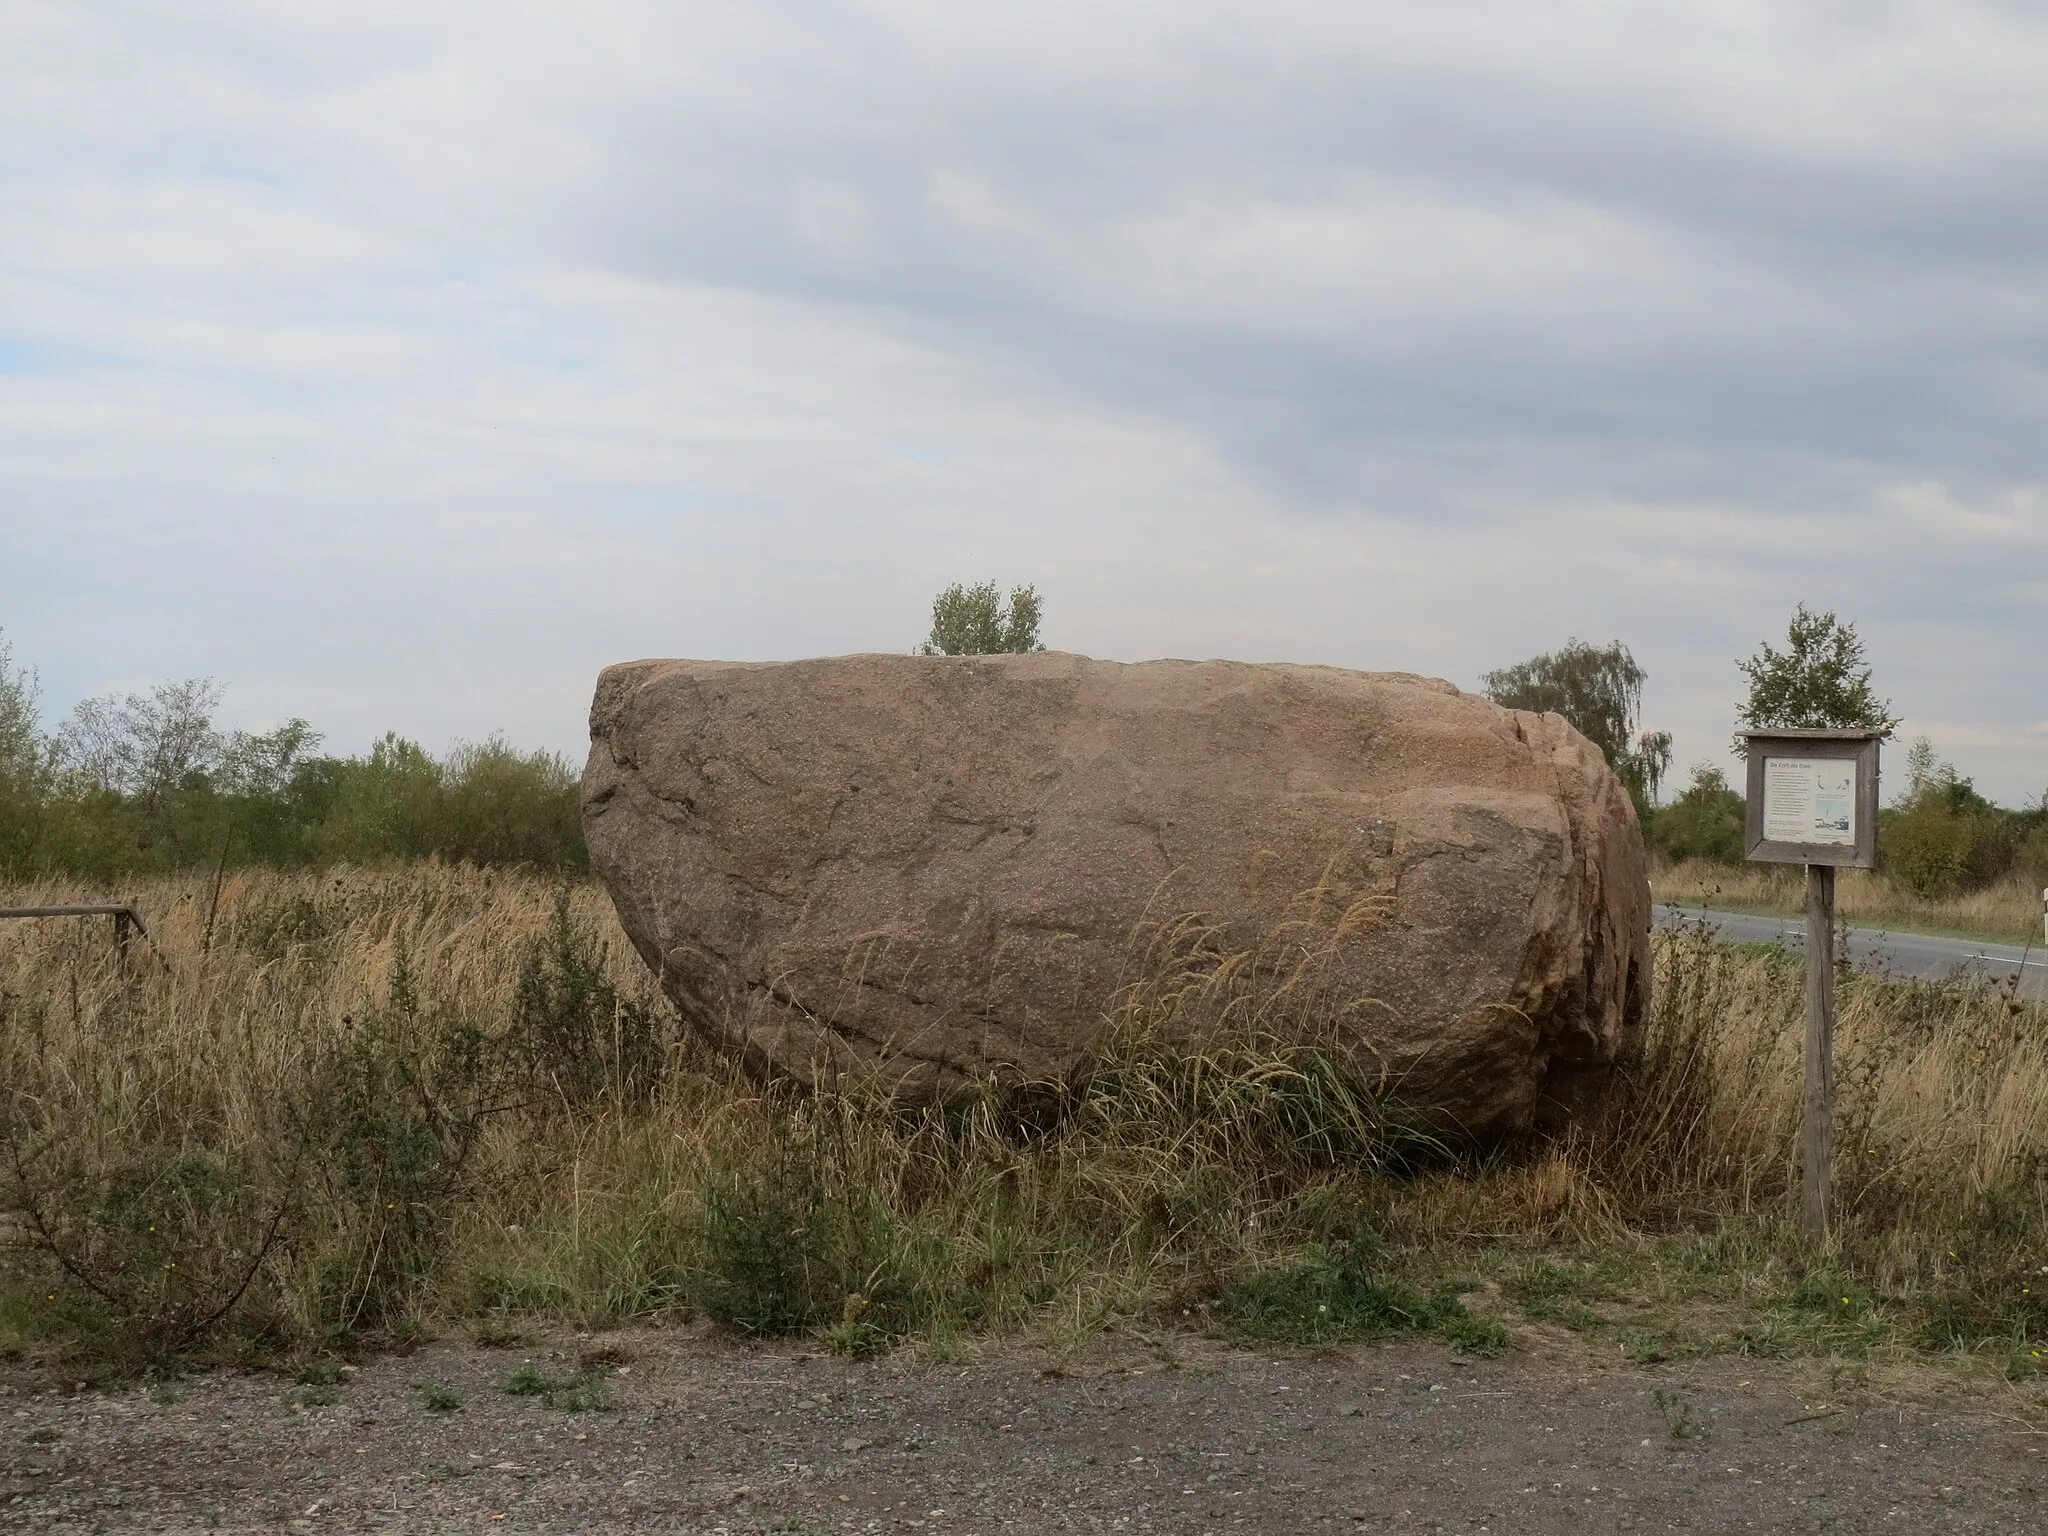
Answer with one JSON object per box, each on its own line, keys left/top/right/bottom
{"left": 46, "top": 682, "right": 328, "bottom": 868}
{"left": 219, "top": 719, "right": 323, "bottom": 798}
{"left": 0, "top": 631, "right": 39, "bottom": 776}
{"left": 50, "top": 679, "right": 230, "bottom": 864}
{"left": 57, "top": 678, "right": 226, "bottom": 802}
{"left": 1881, "top": 736, "right": 2002, "bottom": 896}
{"left": 919, "top": 582, "right": 1045, "bottom": 656}
{"left": 1735, "top": 605, "right": 1899, "bottom": 743}
{"left": 435, "top": 737, "right": 586, "bottom": 871}
{"left": 1482, "top": 639, "right": 1672, "bottom": 815}
{"left": 310, "top": 732, "right": 447, "bottom": 863}
{"left": 1649, "top": 763, "right": 1746, "bottom": 864}
{"left": 2020, "top": 788, "right": 2048, "bottom": 883}
{"left": 0, "top": 629, "right": 54, "bottom": 869}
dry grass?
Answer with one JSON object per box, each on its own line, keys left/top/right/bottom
{"left": 0, "top": 867, "right": 667, "bottom": 1358}
{"left": 1, "top": 866, "right": 2043, "bottom": 1378}
{"left": 1652, "top": 859, "right": 2045, "bottom": 943}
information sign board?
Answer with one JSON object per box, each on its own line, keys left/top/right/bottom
{"left": 1741, "top": 730, "right": 1881, "bottom": 869}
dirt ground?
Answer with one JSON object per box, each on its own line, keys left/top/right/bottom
{"left": 3, "top": 1326, "right": 2043, "bottom": 1535}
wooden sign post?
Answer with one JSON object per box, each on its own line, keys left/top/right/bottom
{"left": 1739, "top": 729, "right": 1882, "bottom": 1243}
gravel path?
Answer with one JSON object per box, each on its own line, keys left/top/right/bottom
{"left": 3, "top": 1327, "right": 2043, "bottom": 1534}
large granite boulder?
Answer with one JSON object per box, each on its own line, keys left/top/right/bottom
{"left": 582, "top": 653, "right": 1650, "bottom": 1137}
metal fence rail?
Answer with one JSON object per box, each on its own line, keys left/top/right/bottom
{"left": 0, "top": 903, "right": 149, "bottom": 949}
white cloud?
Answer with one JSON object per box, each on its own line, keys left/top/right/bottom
{"left": 2, "top": 1, "right": 2046, "bottom": 800}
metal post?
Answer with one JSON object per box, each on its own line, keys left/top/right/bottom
{"left": 1802, "top": 863, "right": 1836, "bottom": 1243}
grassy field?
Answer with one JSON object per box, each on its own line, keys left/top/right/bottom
{"left": 1, "top": 866, "right": 2043, "bottom": 1384}
{"left": 1653, "top": 859, "right": 2046, "bottom": 944}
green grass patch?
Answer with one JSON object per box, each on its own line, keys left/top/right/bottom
{"left": 504, "top": 1361, "right": 613, "bottom": 1411}
{"left": 1221, "top": 1244, "right": 1507, "bottom": 1355}
{"left": 411, "top": 1380, "right": 463, "bottom": 1412}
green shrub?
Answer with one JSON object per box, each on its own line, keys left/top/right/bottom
{"left": 1884, "top": 801, "right": 1981, "bottom": 897}
{"left": 289, "top": 950, "right": 503, "bottom": 1335}
{"left": 1650, "top": 764, "right": 1746, "bottom": 864}
{"left": 690, "top": 1159, "right": 822, "bottom": 1335}
{"left": 2019, "top": 819, "right": 2048, "bottom": 884}
{"left": 305, "top": 734, "right": 448, "bottom": 865}
{"left": 0, "top": 630, "right": 52, "bottom": 873}
{"left": 1880, "top": 740, "right": 2031, "bottom": 896}
{"left": 434, "top": 738, "right": 586, "bottom": 872}
{"left": 508, "top": 895, "right": 664, "bottom": 1107}
{"left": 918, "top": 582, "right": 1045, "bottom": 655}
{"left": 687, "top": 1125, "right": 927, "bottom": 1342}
{"left": 0, "top": 1134, "right": 294, "bottom": 1365}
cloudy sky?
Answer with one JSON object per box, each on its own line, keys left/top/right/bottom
{"left": 4, "top": 1, "right": 2045, "bottom": 800}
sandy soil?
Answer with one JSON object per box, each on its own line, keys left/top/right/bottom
{"left": 3, "top": 1326, "right": 2043, "bottom": 1534}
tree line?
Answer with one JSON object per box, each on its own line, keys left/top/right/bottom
{"left": 0, "top": 578, "right": 1055, "bottom": 882}
{"left": 6, "top": 592, "right": 2040, "bottom": 897}
{"left": 0, "top": 632, "right": 583, "bottom": 881}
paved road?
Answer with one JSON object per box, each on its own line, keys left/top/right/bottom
{"left": 1653, "top": 903, "right": 2048, "bottom": 1001}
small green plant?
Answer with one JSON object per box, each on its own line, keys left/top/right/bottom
{"left": 1793, "top": 1276, "right": 1874, "bottom": 1322}
{"left": 285, "top": 1384, "right": 338, "bottom": 1409}
{"left": 1501, "top": 1261, "right": 1605, "bottom": 1331}
{"left": 550, "top": 1372, "right": 612, "bottom": 1412}
{"left": 1910, "top": 1180, "right": 2048, "bottom": 1375}
{"left": 690, "top": 1162, "right": 820, "bottom": 1335}
{"left": 412, "top": 1380, "right": 463, "bottom": 1412}
{"left": 0, "top": 1115, "right": 299, "bottom": 1367}
{"left": 1653, "top": 1386, "right": 1705, "bottom": 1441}
{"left": 823, "top": 1295, "right": 890, "bottom": 1358}
{"left": 1437, "top": 1306, "right": 1511, "bottom": 1357}
{"left": 296, "top": 1360, "right": 349, "bottom": 1386}
{"left": 1617, "top": 1329, "right": 1670, "bottom": 1363}
{"left": 504, "top": 1361, "right": 612, "bottom": 1411}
